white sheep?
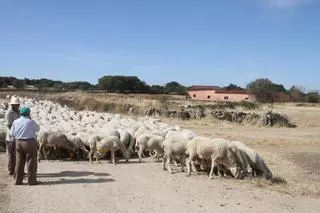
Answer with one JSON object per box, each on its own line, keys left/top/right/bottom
{"left": 135, "top": 133, "right": 165, "bottom": 162}
{"left": 230, "top": 141, "right": 272, "bottom": 179}
{"left": 186, "top": 137, "right": 245, "bottom": 179}
{"left": 89, "top": 133, "right": 129, "bottom": 164}
{"left": 66, "top": 132, "right": 90, "bottom": 160}
{"left": 37, "top": 131, "right": 75, "bottom": 162}
{"left": 118, "top": 129, "right": 135, "bottom": 157}
{"left": 162, "top": 134, "right": 189, "bottom": 174}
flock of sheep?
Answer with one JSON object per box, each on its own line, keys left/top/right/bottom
{"left": 3, "top": 96, "right": 273, "bottom": 180}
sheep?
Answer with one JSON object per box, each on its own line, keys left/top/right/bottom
{"left": 162, "top": 134, "right": 189, "bottom": 174}
{"left": 161, "top": 130, "right": 196, "bottom": 173}
{"left": 186, "top": 137, "right": 245, "bottom": 179}
{"left": 89, "top": 133, "right": 129, "bottom": 164}
{"left": 118, "top": 129, "right": 135, "bottom": 157}
{"left": 37, "top": 131, "right": 75, "bottom": 162}
{"left": 66, "top": 132, "right": 90, "bottom": 160}
{"left": 230, "top": 141, "right": 273, "bottom": 180}
{"left": 135, "top": 133, "right": 165, "bottom": 162}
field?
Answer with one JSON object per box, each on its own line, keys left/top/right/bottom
{"left": 1, "top": 92, "right": 320, "bottom": 213}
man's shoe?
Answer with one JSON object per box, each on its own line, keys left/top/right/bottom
{"left": 29, "top": 181, "right": 41, "bottom": 186}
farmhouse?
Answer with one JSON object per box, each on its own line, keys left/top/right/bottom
{"left": 187, "top": 85, "right": 255, "bottom": 102}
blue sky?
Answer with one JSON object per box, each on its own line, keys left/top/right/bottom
{"left": 0, "top": 0, "right": 319, "bottom": 90}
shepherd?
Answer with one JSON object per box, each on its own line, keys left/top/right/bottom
{"left": 5, "top": 96, "right": 20, "bottom": 176}
{"left": 10, "top": 107, "right": 40, "bottom": 185}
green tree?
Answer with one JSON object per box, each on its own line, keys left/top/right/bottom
{"left": 224, "top": 83, "right": 244, "bottom": 90}
{"left": 247, "top": 78, "right": 287, "bottom": 102}
{"left": 164, "top": 81, "right": 186, "bottom": 95}
{"left": 12, "top": 79, "right": 25, "bottom": 89}
{"left": 305, "top": 92, "right": 320, "bottom": 103}
{"left": 289, "top": 86, "right": 306, "bottom": 102}
{"left": 150, "top": 85, "right": 165, "bottom": 94}
{"left": 98, "top": 75, "right": 150, "bottom": 93}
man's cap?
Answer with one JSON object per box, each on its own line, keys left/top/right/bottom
{"left": 19, "top": 107, "right": 30, "bottom": 116}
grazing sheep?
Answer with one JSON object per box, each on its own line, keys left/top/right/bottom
{"left": 89, "top": 134, "right": 129, "bottom": 164}
{"left": 66, "top": 132, "right": 90, "bottom": 160}
{"left": 135, "top": 133, "right": 164, "bottom": 162}
{"left": 162, "top": 134, "right": 189, "bottom": 174}
{"left": 37, "top": 131, "right": 75, "bottom": 162}
{"left": 118, "top": 129, "right": 135, "bottom": 156}
{"left": 230, "top": 141, "right": 273, "bottom": 179}
{"left": 186, "top": 137, "right": 245, "bottom": 179}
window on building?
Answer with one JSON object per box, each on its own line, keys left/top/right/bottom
{"left": 193, "top": 94, "right": 196, "bottom": 98}
{"left": 207, "top": 95, "right": 210, "bottom": 99}
{"left": 224, "top": 96, "right": 229, "bottom": 100}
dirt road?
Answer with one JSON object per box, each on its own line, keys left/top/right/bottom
{"left": 1, "top": 153, "right": 319, "bottom": 213}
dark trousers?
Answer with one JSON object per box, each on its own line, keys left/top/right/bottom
{"left": 5, "top": 140, "right": 16, "bottom": 175}
{"left": 14, "top": 139, "right": 38, "bottom": 185}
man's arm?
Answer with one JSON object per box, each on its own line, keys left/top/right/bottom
{"left": 9, "top": 120, "right": 16, "bottom": 139}
{"left": 5, "top": 111, "right": 13, "bottom": 129}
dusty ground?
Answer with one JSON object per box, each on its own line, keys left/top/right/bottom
{"left": 1, "top": 154, "right": 320, "bottom": 213}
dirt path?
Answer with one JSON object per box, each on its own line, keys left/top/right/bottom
{"left": 1, "top": 153, "right": 319, "bottom": 213}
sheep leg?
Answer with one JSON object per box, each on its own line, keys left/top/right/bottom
{"left": 125, "top": 150, "right": 130, "bottom": 162}
{"left": 154, "top": 150, "right": 163, "bottom": 162}
{"left": 111, "top": 150, "right": 116, "bottom": 165}
{"left": 209, "top": 156, "right": 217, "bottom": 179}
{"left": 162, "top": 154, "right": 167, "bottom": 171}
{"left": 181, "top": 154, "right": 186, "bottom": 172}
{"left": 89, "top": 152, "right": 93, "bottom": 163}
{"left": 200, "top": 159, "right": 206, "bottom": 171}
{"left": 138, "top": 151, "right": 143, "bottom": 162}
{"left": 152, "top": 150, "right": 158, "bottom": 160}
{"left": 94, "top": 151, "right": 100, "bottom": 164}
{"left": 38, "top": 144, "right": 44, "bottom": 162}
{"left": 149, "top": 150, "right": 154, "bottom": 157}
{"left": 217, "top": 165, "right": 224, "bottom": 177}
{"left": 173, "top": 155, "right": 179, "bottom": 168}
{"left": 138, "top": 146, "right": 144, "bottom": 162}
{"left": 43, "top": 146, "right": 49, "bottom": 160}
{"left": 191, "top": 161, "right": 198, "bottom": 174}
{"left": 186, "top": 157, "right": 192, "bottom": 176}
{"left": 173, "top": 160, "right": 179, "bottom": 168}
{"left": 81, "top": 148, "right": 89, "bottom": 160}
{"left": 166, "top": 154, "right": 172, "bottom": 174}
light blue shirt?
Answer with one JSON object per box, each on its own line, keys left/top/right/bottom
{"left": 10, "top": 116, "right": 39, "bottom": 140}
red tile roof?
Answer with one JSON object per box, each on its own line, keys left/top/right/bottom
{"left": 187, "top": 85, "right": 249, "bottom": 94}
{"left": 215, "top": 89, "right": 249, "bottom": 94}
{"left": 188, "top": 85, "right": 221, "bottom": 91}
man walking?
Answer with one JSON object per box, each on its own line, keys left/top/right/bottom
{"left": 5, "top": 96, "right": 20, "bottom": 176}
{"left": 10, "top": 107, "right": 40, "bottom": 185}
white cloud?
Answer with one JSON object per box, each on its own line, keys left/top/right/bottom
{"left": 267, "top": 0, "right": 312, "bottom": 8}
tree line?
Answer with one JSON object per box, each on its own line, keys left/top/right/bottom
{"left": 0, "top": 76, "right": 187, "bottom": 95}
{"left": 0, "top": 77, "right": 95, "bottom": 91}
{"left": 0, "top": 76, "right": 319, "bottom": 103}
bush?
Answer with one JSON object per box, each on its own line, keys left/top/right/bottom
{"left": 156, "top": 95, "right": 170, "bottom": 110}
{"left": 305, "top": 92, "right": 320, "bottom": 103}
{"left": 238, "top": 101, "right": 259, "bottom": 110}
{"left": 247, "top": 78, "right": 286, "bottom": 103}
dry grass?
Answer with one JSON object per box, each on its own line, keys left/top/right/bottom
{"left": 246, "top": 177, "right": 320, "bottom": 197}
